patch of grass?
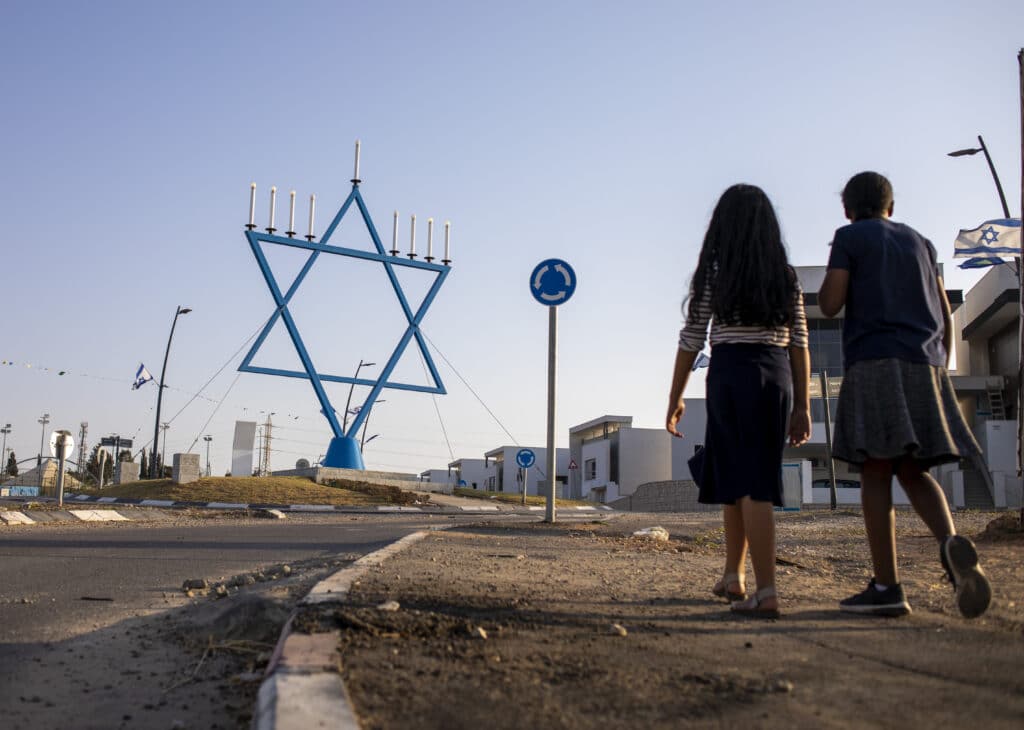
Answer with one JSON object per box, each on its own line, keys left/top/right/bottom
{"left": 76, "top": 476, "right": 420, "bottom": 506}
{"left": 452, "top": 487, "right": 591, "bottom": 507}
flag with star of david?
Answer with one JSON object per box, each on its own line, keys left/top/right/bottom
{"left": 953, "top": 218, "right": 1021, "bottom": 259}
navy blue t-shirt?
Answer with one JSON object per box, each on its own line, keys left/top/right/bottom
{"left": 827, "top": 218, "right": 946, "bottom": 368}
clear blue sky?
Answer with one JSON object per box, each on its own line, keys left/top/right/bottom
{"left": 2, "top": 1, "right": 1022, "bottom": 476}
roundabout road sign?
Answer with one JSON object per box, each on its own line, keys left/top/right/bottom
{"left": 530, "top": 259, "right": 576, "bottom": 306}
{"left": 515, "top": 448, "right": 536, "bottom": 469}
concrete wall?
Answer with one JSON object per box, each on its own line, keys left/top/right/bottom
{"left": 669, "top": 399, "right": 708, "bottom": 480}
{"left": 618, "top": 428, "right": 672, "bottom": 495}
{"left": 608, "top": 480, "right": 717, "bottom": 513}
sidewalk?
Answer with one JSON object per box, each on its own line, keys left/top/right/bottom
{"left": 279, "top": 509, "right": 1024, "bottom": 729}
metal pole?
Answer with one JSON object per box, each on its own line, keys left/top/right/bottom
{"left": 977, "top": 135, "right": 1012, "bottom": 219}
{"left": 161, "top": 424, "right": 169, "bottom": 476}
{"left": 545, "top": 305, "right": 558, "bottom": 523}
{"left": 344, "top": 360, "right": 373, "bottom": 433}
{"left": 1017, "top": 49, "right": 1024, "bottom": 526}
{"left": 55, "top": 432, "right": 67, "bottom": 507}
{"left": 819, "top": 370, "right": 838, "bottom": 510}
{"left": 0, "top": 425, "right": 10, "bottom": 479}
{"left": 522, "top": 466, "right": 528, "bottom": 506}
{"left": 151, "top": 307, "right": 188, "bottom": 478}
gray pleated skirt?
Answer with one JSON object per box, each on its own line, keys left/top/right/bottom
{"left": 832, "top": 358, "right": 982, "bottom": 467}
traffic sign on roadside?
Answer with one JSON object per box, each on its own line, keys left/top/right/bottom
{"left": 515, "top": 448, "right": 536, "bottom": 469}
{"left": 530, "top": 259, "right": 577, "bottom": 306}
{"left": 568, "top": 459, "right": 578, "bottom": 470}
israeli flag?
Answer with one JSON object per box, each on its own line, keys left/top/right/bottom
{"left": 132, "top": 363, "right": 154, "bottom": 390}
{"left": 954, "top": 218, "right": 1021, "bottom": 258}
{"left": 691, "top": 352, "right": 711, "bottom": 372}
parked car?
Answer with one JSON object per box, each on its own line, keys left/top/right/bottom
{"left": 813, "top": 478, "right": 860, "bottom": 489}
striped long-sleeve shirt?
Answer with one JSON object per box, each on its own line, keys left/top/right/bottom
{"left": 678, "top": 279, "right": 809, "bottom": 351}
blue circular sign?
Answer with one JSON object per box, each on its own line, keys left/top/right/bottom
{"left": 530, "top": 259, "right": 576, "bottom": 306}
{"left": 515, "top": 448, "right": 536, "bottom": 469}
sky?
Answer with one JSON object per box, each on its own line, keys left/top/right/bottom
{"left": 2, "top": 1, "right": 1023, "bottom": 477}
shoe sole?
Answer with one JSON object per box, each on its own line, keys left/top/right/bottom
{"left": 943, "top": 536, "right": 992, "bottom": 619}
{"left": 839, "top": 602, "right": 911, "bottom": 617}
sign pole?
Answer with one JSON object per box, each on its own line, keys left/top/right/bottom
{"left": 55, "top": 433, "right": 67, "bottom": 507}
{"left": 545, "top": 305, "right": 558, "bottom": 523}
{"left": 522, "top": 466, "right": 528, "bottom": 506}
{"left": 819, "top": 370, "right": 838, "bottom": 510}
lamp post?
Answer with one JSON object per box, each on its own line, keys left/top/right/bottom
{"left": 948, "top": 135, "right": 1012, "bottom": 218}
{"left": 0, "top": 424, "right": 10, "bottom": 478}
{"left": 37, "top": 413, "right": 50, "bottom": 465}
{"left": 360, "top": 400, "right": 385, "bottom": 453}
{"left": 160, "top": 423, "right": 170, "bottom": 476}
{"left": 203, "top": 435, "right": 213, "bottom": 477}
{"left": 343, "top": 360, "right": 375, "bottom": 432}
{"left": 150, "top": 306, "right": 191, "bottom": 478}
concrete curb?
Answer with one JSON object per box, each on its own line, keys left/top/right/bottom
{"left": 252, "top": 531, "right": 433, "bottom": 730}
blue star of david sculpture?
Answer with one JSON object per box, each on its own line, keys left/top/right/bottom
{"left": 239, "top": 176, "right": 450, "bottom": 470}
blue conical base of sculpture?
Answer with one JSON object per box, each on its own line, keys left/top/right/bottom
{"left": 323, "top": 437, "right": 365, "bottom": 470}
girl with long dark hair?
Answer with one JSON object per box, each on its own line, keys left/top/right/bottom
{"left": 666, "top": 184, "right": 811, "bottom": 618}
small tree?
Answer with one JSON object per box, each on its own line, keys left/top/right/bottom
{"left": 6, "top": 451, "right": 18, "bottom": 477}
{"left": 140, "top": 451, "right": 149, "bottom": 479}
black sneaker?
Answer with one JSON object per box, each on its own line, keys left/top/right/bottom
{"left": 940, "top": 535, "right": 991, "bottom": 619}
{"left": 839, "top": 579, "right": 911, "bottom": 617}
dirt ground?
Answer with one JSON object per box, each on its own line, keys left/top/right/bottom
{"left": 302, "top": 509, "right": 1024, "bottom": 729}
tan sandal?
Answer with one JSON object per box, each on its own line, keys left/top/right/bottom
{"left": 712, "top": 572, "right": 746, "bottom": 602}
{"left": 731, "top": 586, "right": 780, "bottom": 619}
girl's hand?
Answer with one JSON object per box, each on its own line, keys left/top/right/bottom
{"left": 666, "top": 400, "right": 685, "bottom": 437}
{"left": 788, "top": 408, "right": 811, "bottom": 446}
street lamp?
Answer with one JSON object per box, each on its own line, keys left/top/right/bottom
{"left": 948, "top": 135, "right": 1011, "bottom": 218}
{"left": 343, "top": 359, "right": 375, "bottom": 432}
{"left": 160, "top": 423, "right": 170, "bottom": 475}
{"left": 150, "top": 306, "right": 191, "bottom": 478}
{"left": 360, "top": 400, "right": 385, "bottom": 453}
{"left": 203, "top": 435, "right": 213, "bottom": 477}
{"left": 0, "top": 424, "right": 11, "bottom": 478}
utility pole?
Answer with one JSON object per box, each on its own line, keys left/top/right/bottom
{"left": 203, "top": 435, "right": 213, "bottom": 477}
{"left": 77, "top": 422, "right": 88, "bottom": 483}
{"left": 160, "top": 423, "right": 169, "bottom": 477}
{"left": 261, "top": 414, "right": 274, "bottom": 476}
{"left": 37, "top": 413, "right": 50, "bottom": 487}
{"left": 0, "top": 424, "right": 11, "bottom": 479}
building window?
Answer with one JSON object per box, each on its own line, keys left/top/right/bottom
{"left": 584, "top": 458, "right": 596, "bottom": 480}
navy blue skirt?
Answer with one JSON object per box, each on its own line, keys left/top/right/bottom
{"left": 689, "top": 343, "right": 792, "bottom": 506}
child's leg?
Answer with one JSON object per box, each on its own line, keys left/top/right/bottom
{"left": 861, "top": 458, "right": 898, "bottom": 585}
{"left": 737, "top": 496, "right": 777, "bottom": 608}
{"left": 722, "top": 503, "right": 747, "bottom": 592}
{"left": 894, "top": 459, "right": 955, "bottom": 541}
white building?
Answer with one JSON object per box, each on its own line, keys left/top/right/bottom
{"left": 483, "top": 445, "right": 568, "bottom": 496}
{"left": 569, "top": 415, "right": 673, "bottom": 503}
{"left": 447, "top": 457, "right": 493, "bottom": 490}
{"left": 418, "top": 468, "right": 455, "bottom": 493}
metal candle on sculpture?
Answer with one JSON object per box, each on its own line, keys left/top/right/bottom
{"left": 391, "top": 210, "right": 399, "bottom": 256}
{"left": 306, "top": 194, "right": 316, "bottom": 241}
{"left": 353, "top": 139, "right": 361, "bottom": 181}
{"left": 409, "top": 215, "right": 417, "bottom": 259}
{"left": 248, "top": 183, "right": 256, "bottom": 229}
{"left": 443, "top": 221, "right": 451, "bottom": 265}
{"left": 267, "top": 186, "right": 277, "bottom": 233}
{"left": 426, "top": 218, "right": 434, "bottom": 262}
{"left": 287, "top": 190, "right": 296, "bottom": 237}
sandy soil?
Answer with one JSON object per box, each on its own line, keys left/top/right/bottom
{"left": 303, "top": 509, "right": 1024, "bottom": 729}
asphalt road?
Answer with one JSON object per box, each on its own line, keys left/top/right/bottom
{"left": 0, "top": 515, "right": 459, "bottom": 643}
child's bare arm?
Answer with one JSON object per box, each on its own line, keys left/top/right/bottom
{"left": 936, "top": 274, "right": 953, "bottom": 368}
{"left": 818, "top": 269, "right": 849, "bottom": 318}
{"left": 787, "top": 345, "right": 811, "bottom": 446}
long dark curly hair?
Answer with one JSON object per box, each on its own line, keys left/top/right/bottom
{"left": 686, "top": 184, "right": 796, "bottom": 327}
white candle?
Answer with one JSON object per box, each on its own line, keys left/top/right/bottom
{"left": 444, "top": 221, "right": 451, "bottom": 260}
{"left": 268, "top": 186, "right": 277, "bottom": 230}
{"left": 354, "top": 139, "right": 361, "bottom": 180}
{"left": 308, "top": 194, "right": 316, "bottom": 238}
{"left": 392, "top": 210, "right": 399, "bottom": 251}
{"left": 409, "top": 215, "right": 416, "bottom": 256}
{"left": 248, "top": 183, "right": 256, "bottom": 226}
{"left": 427, "top": 218, "right": 434, "bottom": 258}
{"left": 288, "top": 190, "right": 296, "bottom": 234}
